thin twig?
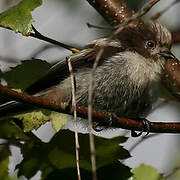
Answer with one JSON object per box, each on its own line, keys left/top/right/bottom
{"left": 88, "top": 48, "right": 104, "bottom": 180}
{"left": 114, "top": 0, "right": 160, "bottom": 35}
{"left": 151, "top": 0, "right": 180, "bottom": 20}
{"left": 31, "top": 25, "right": 80, "bottom": 53}
{"left": 67, "top": 57, "right": 81, "bottom": 180}
{"left": 86, "top": 22, "right": 113, "bottom": 30}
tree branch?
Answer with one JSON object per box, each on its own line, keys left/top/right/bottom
{"left": 1, "top": 84, "right": 180, "bottom": 134}
{"left": 163, "top": 58, "right": 180, "bottom": 101}
{"left": 86, "top": 0, "right": 134, "bottom": 27}
{"left": 114, "top": 0, "right": 160, "bottom": 36}
{"left": 86, "top": 0, "right": 160, "bottom": 32}
{"left": 172, "top": 31, "right": 180, "bottom": 43}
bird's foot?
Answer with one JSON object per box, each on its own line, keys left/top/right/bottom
{"left": 92, "top": 122, "right": 104, "bottom": 132}
{"left": 131, "top": 118, "right": 151, "bottom": 137}
{"left": 92, "top": 112, "right": 117, "bottom": 132}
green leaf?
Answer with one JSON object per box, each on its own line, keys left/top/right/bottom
{"left": 3, "top": 59, "right": 51, "bottom": 91}
{"left": 45, "top": 164, "right": 132, "bottom": 180}
{"left": 0, "top": 146, "right": 11, "bottom": 180}
{"left": 15, "top": 109, "right": 51, "bottom": 132}
{"left": 51, "top": 113, "right": 70, "bottom": 132}
{"left": 16, "top": 130, "right": 131, "bottom": 179}
{"left": 95, "top": 135, "right": 130, "bottom": 168}
{"left": 132, "top": 164, "right": 165, "bottom": 180}
{"left": 2, "top": 59, "right": 54, "bottom": 132}
{"left": 97, "top": 162, "right": 132, "bottom": 180}
{"left": 45, "top": 168, "right": 91, "bottom": 180}
{"left": 16, "top": 141, "right": 43, "bottom": 178}
{"left": 14, "top": 110, "right": 68, "bottom": 132}
{"left": 48, "top": 131, "right": 130, "bottom": 170}
{"left": 0, "top": 120, "right": 29, "bottom": 141}
{"left": 0, "top": 0, "right": 42, "bottom": 36}
{"left": 0, "top": 120, "right": 40, "bottom": 179}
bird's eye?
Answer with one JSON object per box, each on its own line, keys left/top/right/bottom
{"left": 146, "top": 40, "right": 156, "bottom": 49}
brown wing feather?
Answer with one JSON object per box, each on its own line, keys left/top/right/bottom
{"left": 26, "top": 38, "right": 123, "bottom": 94}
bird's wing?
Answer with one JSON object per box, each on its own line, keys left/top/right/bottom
{"left": 26, "top": 48, "right": 95, "bottom": 94}
{"left": 26, "top": 37, "right": 123, "bottom": 94}
{"left": 0, "top": 50, "right": 94, "bottom": 117}
{"left": 0, "top": 38, "right": 123, "bottom": 116}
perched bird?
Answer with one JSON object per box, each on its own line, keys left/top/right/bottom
{"left": 0, "top": 21, "right": 176, "bottom": 134}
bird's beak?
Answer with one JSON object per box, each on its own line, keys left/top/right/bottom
{"left": 159, "top": 51, "right": 176, "bottom": 60}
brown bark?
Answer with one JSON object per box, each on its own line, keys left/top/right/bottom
{"left": 86, "top": 0, "right": 134, "bottom": 26}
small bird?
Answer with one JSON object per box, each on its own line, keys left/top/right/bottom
{"left": 0, "top": 21, "right": 176, "bottom": 134}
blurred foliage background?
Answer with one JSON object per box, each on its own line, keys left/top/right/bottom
{"left": 0, "top": 0, "right": 180, "bottom": 180}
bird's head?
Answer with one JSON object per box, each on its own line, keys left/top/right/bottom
{"left": 116, "top": 20, "right": 175, "bottom": 63}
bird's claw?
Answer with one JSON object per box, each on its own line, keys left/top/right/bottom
{"left": 92, "top": 122, "right": 104, "bottom": 132}
{"left": 92, "top": 112, "right": 117, "bottom": 132}
{"left": 131, "top": 130, "right": 143, "bottom": 137}
{"left": 131, "top": 118, "right": 151, "bottom": 137}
